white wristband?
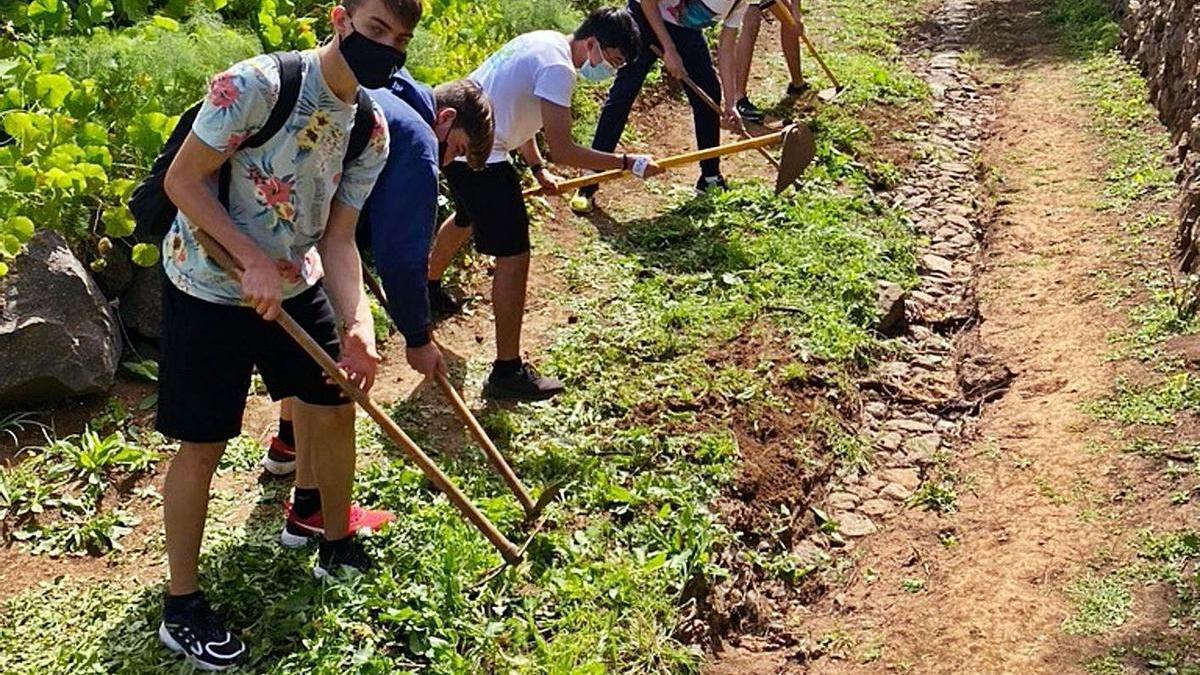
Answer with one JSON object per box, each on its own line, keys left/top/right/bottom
{"left": 631, "top": 155, "right": 650, "bottom": 179}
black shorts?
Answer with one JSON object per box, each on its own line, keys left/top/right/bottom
{"left": 155, "top": 279, "right": 345, "bottom": 444}
{"left": 443, "top": 160, "right": 531, "bottom": 257}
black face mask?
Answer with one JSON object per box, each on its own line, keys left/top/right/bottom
{"left": 339, "top": 24, "right": 406, "bottom": 88}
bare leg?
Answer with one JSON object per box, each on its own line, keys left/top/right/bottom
{"left": 280, "top": 398, "right": 293, "bottom": 422}
{"left": 164, "top": 441, "right": 225, "bottom": 595}
{"left": 292, "top": 400, "right": 317, "bottom": 491}
{"left": 735, "top": 5, "right": 763, "bottom": 100}
{"left": 492, "top": 252, "right": 529, "bottom": 361}
{"left": 294, "top": 401, "right": 356, "bottom": 540}
{"left": 427, "top": 213, "right": 473, "bottom": 282}
{"left": 782, "top": 0, "right": 804, "bottom": 86}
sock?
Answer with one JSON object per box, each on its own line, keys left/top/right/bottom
{"left": 319, "top": 534, "right": 353, "bottom": 557}
{"left": 293, "top": 487, "right": 321, "bottom": 519}
{"left": 164, "top": 590, "right": 203, "bottom": 615}
{"left": 277, "top": 419, "right": 294, "bottom": 447}
{"left": 493, "top": 358, "right": 522, "bottom": 376}
{"left": 428, "top": 279, "right": 442, "bottom": 291}
{"left": 737, "top": 96, "right": 750, "bottom": 105}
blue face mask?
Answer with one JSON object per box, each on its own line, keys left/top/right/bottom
{"left": 579, "top": 43, "right": 617, "bottom": 82}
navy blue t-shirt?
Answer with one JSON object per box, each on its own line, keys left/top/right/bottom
{"left": 361, "top": 69, "right": 439, "bottom": 348}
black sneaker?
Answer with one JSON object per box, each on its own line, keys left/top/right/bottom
{"left": 483, "top": 361, "right": 565, "bottom": 402}
{"left": 786, "top": 81, "right": 811, "bottom": 97}
{"left": 695, "top": 175, "right": 729, "bottom": 194}
{"left": 159, "top": 593, "right": 246, "bottom": 671}
{"left": 735, "top": 97, "right": 765, "bottom": 124}
{"left": 428, "top": 280, "right": 463, "bottom": 316}
{"left": 314, "top": 537, "right": 373, "bottom": 580}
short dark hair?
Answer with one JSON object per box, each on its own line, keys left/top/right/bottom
{"left": 343, "top": 0, "right": 422, "bottom": 27}
{"left": 574, "top": 7, "right": 641, "bottom": 63}
{"left": 433, "top": 79, "right": 494, "bottom": 170}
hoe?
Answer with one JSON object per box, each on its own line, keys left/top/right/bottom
{"left": 194, "top": 229, "right": 535, "bottom": 566}
{"left": 525, "top": 121, "right": 816, "bottom": 198}
{"left": 359, "top": 266, "right": 560, "bottom": 525}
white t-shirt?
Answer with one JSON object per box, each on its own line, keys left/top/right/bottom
{"left": 468, "top": 31, "right": 577, "bottom": 164}
{"left": 639, "top": 0, "right": 748, "bottom": 29}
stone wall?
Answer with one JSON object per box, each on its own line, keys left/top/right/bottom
{"left": 1117, "top": 0, "right": 1200, "bottom": 268}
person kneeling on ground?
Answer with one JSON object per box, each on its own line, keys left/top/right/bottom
{"left": 571, "top": 0, "right": 749, "bottom": 214}
{"left": 263, "top": 76, "right": 495, "bottom": 551}
{"left": 424, "top": 7, "right": 664, "bottom": 401}
{"left": 154, "top": 0, "right": 412, "bottom": 669}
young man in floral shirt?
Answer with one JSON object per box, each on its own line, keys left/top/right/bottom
{"left": 154, "top": 0, "right": 414, "bottom": 668}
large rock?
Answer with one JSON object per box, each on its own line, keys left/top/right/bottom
{"left": 0, "top": 230, "right": 121, "bottom": 407}
{"left": 1117, "top": 0, "right": 1200, "bottom": 268}
{"left": 119, "top": 263, "right": 164, "bottom": 343}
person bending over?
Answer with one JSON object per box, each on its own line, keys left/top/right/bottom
{"left": 425, "top": 7, "right": 664, "bottom": 402}
{"left": 570, "top": 0, "right": 749, "bottom": 215}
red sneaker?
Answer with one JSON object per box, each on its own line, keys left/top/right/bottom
{"left": 260, "top": 436, "right": 296, "bottom": 476}
{"left": 278, "top": 501, "right": 395, "bottom": 549}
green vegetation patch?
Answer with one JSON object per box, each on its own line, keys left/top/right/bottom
{"left": 1062, "top": 573, "right": 1133, "bottom": 636}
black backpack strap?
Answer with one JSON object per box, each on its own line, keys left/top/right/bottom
{"left": 344, "top": 88, "right": 375, "bottom": 167}
{"left": 244, "top": 51, "right": 303, "bottom": 149}
{"left": 219, "top": 51, "right": 302, "bottom": 206}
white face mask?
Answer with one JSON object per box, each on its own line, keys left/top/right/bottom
{"left": 579, "top": 41, "right": 617, "bottom": 82}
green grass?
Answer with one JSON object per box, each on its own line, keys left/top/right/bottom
{"left": 1048, "top": 0, "right": 1174, "bottom": 213}
{"left": 0, "top": 0, "right": 930, "bottom": 671}
{"left": 1062, "top": 573, "right": 1133, "bottom": 636}
{"left": 1085, "top": 373, "right": 1200, "bottom": 426}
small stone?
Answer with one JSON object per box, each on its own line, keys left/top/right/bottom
{"left": 905, "top": 433, "right": 943, "bottom": 457}
{"left": 876, "top": 432, "right": 903, "bottom": 451}
{"left": 882, "top": 483, "right": 915, "bottom": 502}
{"left": 881, "top": 468, "right": 921, "bottom": 490}
{"left": 837, "top": 512, "right": 878, "bottom": 538}
{"left": 950, "top": 232, "right": 976, "bottom": 247}
{"left": 864, "top": 401, "right": 888, "bottom": 417}
{"left": 793, "top": 540, "right": 827, "bottom": 567}
{"left": 876, "top": 281, "right": 908, "bottom": 336}
{"left": 849, "top": 485, "right": 877, "bottom": 500}
{"left": 860, "top": 499, "right": 894, "bottom": 517}
{"left": 827, "top": 491, "right": 859, "bottom": 510}
{"left": 864, "top": 476, "right": 887, "bottom": 492}
{"left": 885, "top": 418, "right": 936, "bottom": 434}
{"left": 922, "top": 254, "right": 954, "bottom": 276}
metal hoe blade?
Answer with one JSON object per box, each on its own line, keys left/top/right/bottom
{"left": 775, "top": 124, "right": 817, "bottom": 194}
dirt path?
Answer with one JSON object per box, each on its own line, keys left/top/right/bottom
{"left": 798, "top": 0, "right": 1190, "bottom": 672}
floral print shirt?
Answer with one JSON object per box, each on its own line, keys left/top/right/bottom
{"left": 163, "top": 50, "right": 389, "bottom": 305}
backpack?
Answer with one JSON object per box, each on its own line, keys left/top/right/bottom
{"left": 129, "top": 51, "right": 376, "bottom": 238}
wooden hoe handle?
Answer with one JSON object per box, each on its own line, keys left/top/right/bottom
{"left": 359, "top": 265, "right": 539, "bottom": 517}
{"left": 193, "top": 230, "right": 522, "bottom": 564}
{"left": 523, "top": 130, "right": 789, "bottom": 197}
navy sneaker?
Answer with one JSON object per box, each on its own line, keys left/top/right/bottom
{"left": 786, "top": 81, "right": 812, "bottom": 97}
{"left": 484, "top": 361, "right": 565, "bottom": 402}
{"left": 159, "top": 592, "right": 246, "bottom": 671}
{"left": 314, "top": 536, "right": 373, "bottom": 579}
{"left": 735, "top": 97, "right": 765, "bottom": 123}
{"left": 695, "top": 175, "right": 729, "bottom": 194}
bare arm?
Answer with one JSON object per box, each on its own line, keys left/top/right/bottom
{"left": 539, "top": 100, "right": 626, "bottom": 171}
{"left": 639, "top": 0, "right": 677, "bottom": 54}
{"left": 317, "top": 199, "right": 380, "bottom": 391}
{"left": 517, "top": 138, "right": 544, "bottom": 168}
{"left": 717, "top": 26, "right": 744, "bottom": 129}
{"left": 164, "top": 134, "right": 281, "bottom": 318}
{"left": 641, "top": 0, "right": 686, "bottom": 78}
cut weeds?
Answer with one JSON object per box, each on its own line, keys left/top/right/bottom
{"left": 0, "top": 0, "right": 927, "bottom": 671}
